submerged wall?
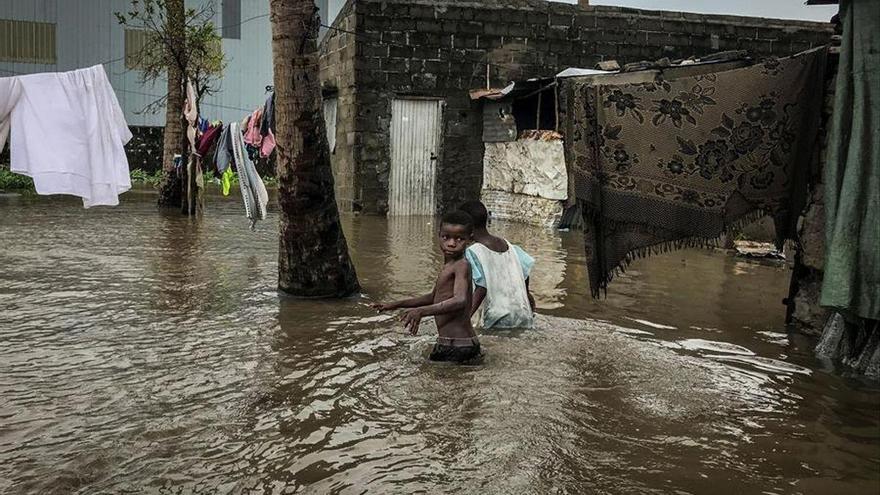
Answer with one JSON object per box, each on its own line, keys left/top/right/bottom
{"left": 482, "top": 139, "right": 567, "bottom": 227}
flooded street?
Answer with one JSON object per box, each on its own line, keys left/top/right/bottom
{"left": 1, "top": 191, "right": 878, "bottom": 494}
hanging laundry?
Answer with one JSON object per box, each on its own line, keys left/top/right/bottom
{"left": 260, "top": 128, "right": 276, "bottom": 158}
{"left": 260, "top": 92, "right": 275, "bottom": 138}
{"left": 230, "top": 121, "right": 268, "bottom": 229}
{"left": 820, "top": 0, "right": 880, "bottom": 321}
{"left": 2, "top": 64, "right": 132, "bottom": 207}
{"left": 184, "top": 80, "right": 199, "bottom": 154}
{"left": 214, "top": 124, "right": 234, "bottom": 174}
{"left": 182, "top": 79, "right": 204, "bottom": 215}
{"left": 221, "top": 167, "right": 234, "bottom": 196}
{"left": 562, "top": 48, "right": 827, "bottom": 296}
{"left": 244, "top": 107, "right": 263, "bottom": 146}
{"left": 196, "top": 123, "right": 223, "bottom": 160}
{"left": 0, "top": 77, "right": 22, "bottom": 152}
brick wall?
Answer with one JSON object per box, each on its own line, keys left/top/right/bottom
{"left": 318, "top": 1, "right": 359, "bottom": 211}
{"left": 320, "top": 0, "right": 833, "bottom": 214}
{"left": 2, "top": 126, "right": 164, "bottom": 175}
{"left": 125, "top": 126, "right": 164, "bottom": 173}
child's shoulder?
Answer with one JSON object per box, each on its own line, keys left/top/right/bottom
{"left": 452, "top": 256, "right": 471, "bottom": 272}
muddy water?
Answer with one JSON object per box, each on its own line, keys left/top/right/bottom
{"left": 0, "top": 191, "right": 878, "bottom": 494}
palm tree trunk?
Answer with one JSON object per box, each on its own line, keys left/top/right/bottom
{"left": 157, "top": 0, "right": 185, "bottom": 208}
{"left": 270, "top": 0, "right": 359, "bottom": 297}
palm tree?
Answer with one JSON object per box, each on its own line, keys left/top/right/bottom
{"left": 270, "top": 0, "right": 359, "bottom": 297}
{"left": 157, "top": 0, "right": 185, "bottom": 208}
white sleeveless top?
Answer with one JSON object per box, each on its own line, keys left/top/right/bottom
{"left": 467, "top": 242, "right": 534, "bottom": 329}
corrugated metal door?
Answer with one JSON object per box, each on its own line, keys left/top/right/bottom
{"left": 389, "top": 99, "right": 443, "bottom": 216}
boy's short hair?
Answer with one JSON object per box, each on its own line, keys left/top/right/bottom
{"left": 458, "top": 200, "right": 488, "bottom": 228}
{"left": 440, "top": 210, "right": 474, "bottom": 233}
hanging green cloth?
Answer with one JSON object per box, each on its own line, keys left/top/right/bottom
{"left": 221, "top": 167, "right": 234, "bottom": 196}
{"left": 820, "top": 0, "right": 880, "bottom": 320}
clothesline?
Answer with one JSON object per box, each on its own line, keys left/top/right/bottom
{"left": 0, "top": 68, "right": 260, "bottom": 114}
{"left": 116, "top": 88, "right": 258, "bottom": 113}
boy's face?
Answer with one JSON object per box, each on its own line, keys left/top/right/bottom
{"left": 438, "top": 223, "right": 472, "bottom": 259}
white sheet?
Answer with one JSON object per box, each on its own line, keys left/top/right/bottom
{"left": 6, "top": 65, "right": 132, "bottom": 207}
{"left": 0, "top": 77, "right": 22, "bottom": 153}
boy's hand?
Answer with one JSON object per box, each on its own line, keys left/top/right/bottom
{"left": 370, "top": 302, "right": 396, "bottom": 312}
{"left": 400, "top": 308, "right": 423, "bottom": 335}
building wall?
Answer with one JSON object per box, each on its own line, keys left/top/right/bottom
{"left": 0, "top": 0, "right": 274, "bottom": 127}
{"left": 318, "top": 2, "right": 358, "bottom": 211}
{"left": 789, "top": 51, "right": 839, "bottom": 335}
{"left": 322, "top": 0, "right": 833, "bottom": 214}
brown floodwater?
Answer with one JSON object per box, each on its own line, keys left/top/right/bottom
{"left": 0, "top": 190, "right": 878, "bottom": 494}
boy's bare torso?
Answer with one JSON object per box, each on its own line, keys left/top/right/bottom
{"left": 433, "top": 258, "right": 476, "bottom": 344}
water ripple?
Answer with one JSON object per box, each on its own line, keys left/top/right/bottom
{"left": 0, "top": 194, "right": 877, "bottom": 494}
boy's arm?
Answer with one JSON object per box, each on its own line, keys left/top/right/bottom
{"left": 465, "top": 248, "right": 485, "bottom": 316}
{"left": 372, "top": 291, "right": 434, "bottom": 311}
{"left": 525, "top": 277, "right": 536, "bottom": 312}
{"left": 471, "top": 286, "right": 487, "bottom": 316}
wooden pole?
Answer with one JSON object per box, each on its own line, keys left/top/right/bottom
{"left": 536, "top": 91, "right": 542, "bottom": 129}
{"left": 554, "top": 84, "right": 559, "bottom": 131}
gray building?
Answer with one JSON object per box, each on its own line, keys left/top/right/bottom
{"left": 318, "top": 0, "right": 833, "bottom": 215}
{"left": 0, "top": 0, "right": 343, "bottom": 126}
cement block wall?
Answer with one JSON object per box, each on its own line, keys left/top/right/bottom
{"left": 319, "top": 2, "right": 359, "bottom": 212}
{"left": 2, "top": 126, "right": 164, "bottom": 176}
{"left": 319, "top": 0, "right": 833, "bottom": 214}
{"left": 125, "top": 126, "right": 165, "bottom": 173}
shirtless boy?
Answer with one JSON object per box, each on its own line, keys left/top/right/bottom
{"left": 372, "top": 211, "right": 481, "bottom": 363}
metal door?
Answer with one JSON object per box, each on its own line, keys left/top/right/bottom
{"left": 389, "top": 99, "right": 443, "bottom": 216}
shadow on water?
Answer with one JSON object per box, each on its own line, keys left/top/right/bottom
{"left": 0, "top": 193, "right": 877, "bottom": 494}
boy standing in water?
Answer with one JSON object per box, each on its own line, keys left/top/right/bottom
{"left": 372, "top": 211, "right": 481, "bottom": 363}
{"left": 458, "top": 200, "right": 535, "bottom": 329}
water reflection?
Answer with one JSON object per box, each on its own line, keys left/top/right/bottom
{"left": 0, "top": 193, "right": 877, "bottom": 494}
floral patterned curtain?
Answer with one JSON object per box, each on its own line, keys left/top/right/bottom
{"left": 563, "top": 48, "right": 827, "bottom": 296}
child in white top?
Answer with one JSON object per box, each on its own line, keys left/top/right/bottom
{"left": 459, "top": 201, "right": 535, "bottom": 329}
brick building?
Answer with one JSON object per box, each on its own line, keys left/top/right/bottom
{"left": 318, "top": 0, "right": 833, "bottom": 214}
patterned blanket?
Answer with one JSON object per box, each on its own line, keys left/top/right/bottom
{"left": 562, "top": 48, "right": 827, "bottom": 296}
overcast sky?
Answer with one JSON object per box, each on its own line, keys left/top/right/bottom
{"left": 558, "top": 0, "right": 838, "bottom": 22}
